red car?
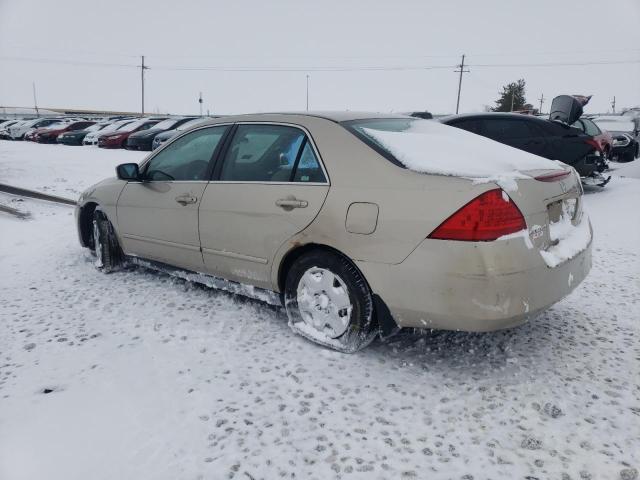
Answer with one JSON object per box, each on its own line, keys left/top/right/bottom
{"left": 98, "top": 119, "right": 163, "bottom": 148}
{"left": 34, "top": 121, "right": 96, "bottom": 144}
{"left": 572, "top": 117, "right": 613, "bottom": 160}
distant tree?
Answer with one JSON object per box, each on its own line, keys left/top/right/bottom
{"left": 492, "top": 79, "right": 527, "bottom": 112}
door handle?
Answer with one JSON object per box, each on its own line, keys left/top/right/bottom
{"left": 276, "top": 197, "right": 308, "bottom": 210}
{"left": 175, "top": 194, "right": 197, "bottom": 205}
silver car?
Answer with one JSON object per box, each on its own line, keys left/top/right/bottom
{"left": 76, "top": 112, "right": 592, "bottom": 352}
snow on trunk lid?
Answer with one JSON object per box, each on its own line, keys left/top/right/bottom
{"left": 352, "top": 118, "right": 564, "bottom": 189}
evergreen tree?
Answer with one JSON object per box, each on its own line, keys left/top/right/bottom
{"left": 492, "top": 79, "right": 527, "bottom": 112}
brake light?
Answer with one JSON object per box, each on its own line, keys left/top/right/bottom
{"left": 535, "top": 170, "right": 571, "bottom": 182}
{"left": 584, "top": 138, "right": 602, "bottom": 152}
{"left": 428, "top": 189, "right": 526, "bottom": 241}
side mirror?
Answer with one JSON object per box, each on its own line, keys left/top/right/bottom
{"left": 116, "top": 163, "right": 140, "bottom": 181}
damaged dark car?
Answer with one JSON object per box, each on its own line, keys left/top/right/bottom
{"left": 441, "top": 95, "right": 611, "bottom": 186}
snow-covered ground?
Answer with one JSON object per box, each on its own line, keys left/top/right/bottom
{"left": 0, "top": 141, "right": 639, "bottom": 480}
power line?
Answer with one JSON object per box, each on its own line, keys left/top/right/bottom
{"left": 0, "top": 55, "right": 638, "bottom": 72}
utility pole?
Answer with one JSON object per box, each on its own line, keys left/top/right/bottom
{"left": 306, "top": 74, "right": 310, "bottom": 111}
{"left": 140, "top": 55, "right": 148, "bottom": 116}
{"left": 611, "top": 96, "right": 616, "bottom": 113}
{"left": 32, "top": 82, "right": 39, "bottom": 117}
{"left": 538, "top": 93, "right": 545, "bottom": 114}
{"left": 510, "top": 91, "right": 515, "bottom": 112}
{"left": 454, "top": 54, "right": 469, "bottom": 114}
{"left": 199, "top": 92, "right": 203, "bottom": 116}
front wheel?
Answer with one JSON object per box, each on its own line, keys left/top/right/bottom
{"left": 92, "top": 209, "right": 122, "bottom": 273}
{"left": 284, "top": 250, "right": 377, "bottom": 353}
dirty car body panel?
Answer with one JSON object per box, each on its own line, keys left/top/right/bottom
{"left": 76, "top": 112, "right": 592, "bottom": 344}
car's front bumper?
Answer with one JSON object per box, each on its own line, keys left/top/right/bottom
{"left": 126, "top": 136, "right": 153, "bottom": 150}
{"left": 611, "top": 142, "right": 638, "bottom": 161}
{"left": 98, "top": 137, "right": 124, "bottom": 148}
{"left": 358, "top": 220, "right": 592, "bottom": 332}
{"left": 58, "top": 135, "right": 84, "bottom": 145}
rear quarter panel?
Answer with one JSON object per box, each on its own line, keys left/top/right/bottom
{"left": 268, "top": 116, "right": 500, "bottom": 288}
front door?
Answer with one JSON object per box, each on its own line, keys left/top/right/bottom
{"left": 117, "top": 125, "right": 229, "bottom": 271}
{"left": 198, "top": 123, "right": 330, "bottom": 289}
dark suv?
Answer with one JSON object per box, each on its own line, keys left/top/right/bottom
{"left": 440, "top": 112, "right": 609, "bottom": 186}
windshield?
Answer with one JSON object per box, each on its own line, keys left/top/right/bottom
{"left": 99, "top": 120, "right": 131, "bottom": 133}
{"left": 85, "top": 123, "right": 105, "bottom": 132}
{"left": 593, "top": 120, "right": 634, "bottom": 133}
{"left": 151, "top": 119, "right": 179, "bottom": 130}
{"left": 41, "top": 122, "right": 67, "bottom": 130}
{"left": 115, "top": 120, "right": 140, "bottom": 132}
{"left": 344, "top": 117, "right": 562, "bottom": 177}
{"left": 176, "top": 118, "right": 207, "bottom": 131}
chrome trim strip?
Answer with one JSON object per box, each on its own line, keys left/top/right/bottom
{"left": 231, "top": 121, "right": 330, "bottom": 185}
{"left": 138, "top": 121, "right": 331, "bottom": 186}
{"left": 122, "top": 233, "right": 201, "bottom": 252}
{"left": 202, "top": 247, "right": 268, "bottom": 264}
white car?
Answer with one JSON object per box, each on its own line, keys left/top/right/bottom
{"left": 0, "top": 120, "right": 22, "bottom": 139}
{"left": 8, "top": 118, "right": 67, "bottom": 140}
{"left": 83, "top": 119, "right": 136, "bottom": 145}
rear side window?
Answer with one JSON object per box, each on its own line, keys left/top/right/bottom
{"left": 482, "top": 119, "right": 533, "bottom": 140}
{"left": 219, "top": 124, "right": 326, "bottom": 183}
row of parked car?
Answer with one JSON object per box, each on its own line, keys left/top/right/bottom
{"left": 0, "top": 115, "right": 213, "bottom": 151}
{"left": 1, "top": 98, "right": 638, "bottom": 188}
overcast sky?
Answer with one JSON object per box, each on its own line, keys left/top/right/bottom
{"left": 1, "top": 0, "right": 639, "bottom": 116}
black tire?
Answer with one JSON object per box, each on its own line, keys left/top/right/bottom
{"left": 92, "top": 209, "right": 122, "bottom": 273}
{"left": 622, "top": 150, "right": 635, "bottom": 163}
{"left": 284, "top": 250, "right": 377, "bottom": 353}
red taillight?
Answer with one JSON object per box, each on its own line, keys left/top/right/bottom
{"left": 535, "top": 170, "right": 571, "bottom": 182}
{"left": 428, "top": 189, "right": 526, "bottom": 241}
{"left": 584, "top": 138, "right": 602, "bottom": 152}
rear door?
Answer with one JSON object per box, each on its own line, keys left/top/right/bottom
{"left": 198, "top": 123, "right": 329, "bottom": 289}
{"left": 482, "top": 118, "right": 548, "bottom": 157}
{"left": 116, "top": 125, "right": 229, "bottom": 271}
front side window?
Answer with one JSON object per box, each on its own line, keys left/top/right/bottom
{"left": 143, "top": 126, "right": 227, "bottom": 181}
{"left": 219, "top": 124, "right": 325, "bottom": 183}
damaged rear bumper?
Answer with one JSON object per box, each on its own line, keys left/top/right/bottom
{"left": 357, "top": 221, "right": 592, "bottom": 332}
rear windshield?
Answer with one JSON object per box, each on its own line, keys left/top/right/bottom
{"left": 152, "top": 118, "right": 179, "bottom": 130}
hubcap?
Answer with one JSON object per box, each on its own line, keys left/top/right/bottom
{"left": 296, "top": 267, "right": 353, "bottom": 338}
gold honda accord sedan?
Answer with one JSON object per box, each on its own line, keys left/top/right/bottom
{"left": 76, "top": 112, "right": 592, "bottom": 352}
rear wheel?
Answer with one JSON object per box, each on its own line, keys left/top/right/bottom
{"left": 284, "top": 250, "right": 377, "bottom": 353}
{"left": 92, "top": 209, "right": 122, "bottom": 273}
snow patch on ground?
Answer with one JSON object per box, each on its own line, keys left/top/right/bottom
{"left": 0, "top": 143, "right": 638, "bottom": 480}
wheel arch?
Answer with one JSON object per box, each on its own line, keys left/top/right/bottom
{"left": 277, "top": 243, "right": 365, "bottom": 294}
{"left": 78, "top": 201, "right": 99, "bottom": 248}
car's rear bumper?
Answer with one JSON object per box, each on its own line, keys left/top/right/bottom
{"left": 357, "top": 220, "right": 592, "bottom": 332}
